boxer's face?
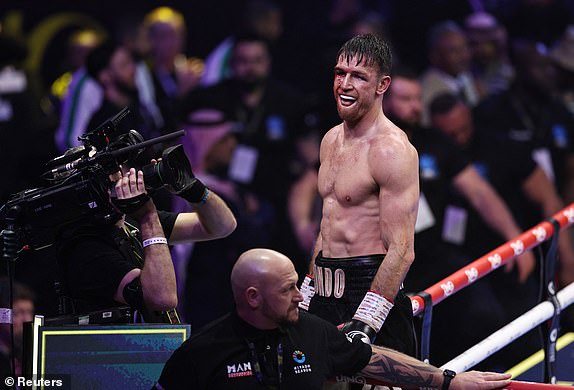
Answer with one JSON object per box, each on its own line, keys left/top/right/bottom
{"left": 333, "top": 55, "right": 388, "bottom": 125}
{"left": 260, "top": 261, "right": 303, "bottom": 326}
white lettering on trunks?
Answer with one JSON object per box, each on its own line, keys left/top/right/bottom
{"left": 314, "top": 265, "right": 345, "bottom": 298}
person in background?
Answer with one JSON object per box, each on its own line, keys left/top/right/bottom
{"left": 181, "top": 33, "right": 316, "bottom": 278}
{"left": 464, "top": 12, "right": 514, "bottom": 97}
{"left": 474, "top": 39, "right": 574, "bottom": 229}
{"left": 54, "top": 29, "right": 106, "bottom": 153}
{"left": 139, "top": 6, "right": 203, "bottom": 136}
{"left": 200, "top": 0, "right": 284, "bottom": 87}
{"left": 0, "top": 279, "right": 35, "bottom": 378}
{"left": 550, "top": 25, "right": 574, "bottom": 116}
{"left": 420, "top": 20, "right": 483, "bottom": 126}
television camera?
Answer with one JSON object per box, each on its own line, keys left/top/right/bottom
{"left": 1, "top": 108, "right": 191, "bottom": 252}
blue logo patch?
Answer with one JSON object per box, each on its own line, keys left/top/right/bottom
{"left": 292, "top": 350, "right": 306, "bottom": 364}
{"left": 552, "top": 124, "right": 569, "bottom": 148}
{"left": 419, "top": 154, "right": 439, "bottom": 180}
{"left": 472, "top": 161, "right": 489, "bottom": 181}
{"left": 266, "top": 115, "right": 286, "bottom": 140}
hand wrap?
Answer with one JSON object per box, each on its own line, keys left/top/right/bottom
{"left": 298, "top": 274, "right": 315, "bottom": 311}
{"left": 352, "top": 291, "right": 394, "bottom": 333}
{"left": 340, "top": 291, "right": 394, "bottom": 344}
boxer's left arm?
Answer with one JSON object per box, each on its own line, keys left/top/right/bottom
{"left": 342, "top": 137, "right": 418, "bottom": 342}
{"left": 370, "top": 136, "right": 419, "bottom": 299}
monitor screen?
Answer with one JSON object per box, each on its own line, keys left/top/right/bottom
{"left": 32, "top": 324, "right": 189, "bottom": 390}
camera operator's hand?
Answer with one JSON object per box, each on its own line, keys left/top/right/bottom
{"left": 113, "top": 168, "right": 155, "bottom": 220}
{"left": 161, "top": 160, "right": 208, "bottom": 205}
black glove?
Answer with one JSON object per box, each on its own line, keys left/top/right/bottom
{"left": 177, "top": 176, "right": 208, "bottom": 204}
{"left": 340, "top": 319, "right": 377, "bottom": 344}
{"left": 142, "top": 145, "right": 208, "bottom": 204}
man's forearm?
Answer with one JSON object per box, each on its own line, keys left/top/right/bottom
{"left": 360, "top": 345, "right": 512, "bottom": 389}
{"left": 456, "top": 167, "right": 521, "bottom": 241}
{"left": 139, "top": 209, "right": 178, "bottom": 310}
{"left": 360, "top": 345, "right": 441, "bottom": 388}
{"left": 193, "top": 190, "right": 237, "bottom": 238}
{"left": 370, "top": 245, "right": 413, "bottom": 299}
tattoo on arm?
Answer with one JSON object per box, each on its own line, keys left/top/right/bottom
{"left": 361, "top": 346, "right": 439, "bottom": 388}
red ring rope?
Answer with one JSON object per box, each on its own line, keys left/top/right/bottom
{"left": 410, "top": 204, "right": 574, "bottom": 316}
{"left": 506, "top": 380, "right": 573, "bottom": 389}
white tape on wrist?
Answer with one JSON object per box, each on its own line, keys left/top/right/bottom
{"left": 298, "top": 274, "right": 315, "bottom": 311}
{"left": 352, "top": 291, "right": 394, "bottom": 333}
{"left": 142, "top": 237, "right": 168, "bottom": 248}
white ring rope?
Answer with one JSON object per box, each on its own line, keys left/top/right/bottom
{"left": 440, "top": 281, "right": 574, "bottom": 372}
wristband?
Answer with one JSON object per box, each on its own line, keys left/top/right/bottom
{"left": 352, "top": 291, "right": 394, "bottom": 333}
{"left": 142, "top": 237, "right": 168, "bottom": 248}
{"left": 298, "top": 274, "right": 315, "bottom": 311}
{"left": 197, "top": 188, "right": 210, "bottom": 205}
{"left": 441, "top": 369, "right": 456, "bottom": 390}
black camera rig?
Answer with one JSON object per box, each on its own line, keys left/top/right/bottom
{"left": 1, "top": 107, "right": 188, "bottom": 251}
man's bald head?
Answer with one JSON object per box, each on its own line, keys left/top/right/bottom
{"left": 231, "top": 248, "right": 292, "bottom": 300}
{"left": 231, "top": 248, "right": 302, "bottom": 329}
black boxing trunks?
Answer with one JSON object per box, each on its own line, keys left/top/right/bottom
{"left": 308, "top": 252, "right": 416, "bottom": 356}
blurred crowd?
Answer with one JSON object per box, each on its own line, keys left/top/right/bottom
{"left": 2, "top": 0, "right": 574, "bottom": 370}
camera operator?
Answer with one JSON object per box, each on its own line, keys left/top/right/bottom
{"left": 57, "top": 158, "right": 237, "bottom": 323}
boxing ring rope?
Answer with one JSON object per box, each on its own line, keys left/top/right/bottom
{"left": 410, "top": 204, "right": 574, "bottom": 317}
{"left": 439, "top": 281, "right": 574, "bottom": 372}
{"left": 505, "top": 382, "right": 574, "bottom": 389}
{"left": 404, "top": 203, "right": 574, "bottom": 386}
{"left": 336, "top": 374, "right": 574, "bottom": 389}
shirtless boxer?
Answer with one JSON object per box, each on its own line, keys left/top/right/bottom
{"left": 300, "top": 34, "right": 419, "bottom": 356}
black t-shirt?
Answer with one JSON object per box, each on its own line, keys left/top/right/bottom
{"left": 410, "top": 127, "right": 470, "bottom": 245}
{"left": 58, "top": 210, "right": 177, "bottom": 313}
{"left": 156, "top": 311, "right": 372, "bottom": 389}
{"left": 474, "top": 89, "right": 574, "bottom": 196}
{"left": 405, "top": 127, "right": 471, "bottom": 291}
{"left": 456, "top": 131, "right": 538, "bottom": 258}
